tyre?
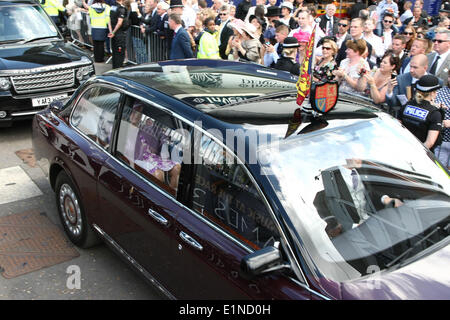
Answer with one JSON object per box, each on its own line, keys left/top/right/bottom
{"left": 55, "top": 171, "right": 100, "bottom": 248}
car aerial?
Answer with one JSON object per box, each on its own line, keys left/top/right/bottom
{"left": 0, "top": 0, "right": 94, "bottom": 127}
{"left": 32, "top": 59, "right": 450, "bottom": 300}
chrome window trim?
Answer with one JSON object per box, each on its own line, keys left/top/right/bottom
{"left": 68, "top": 80, "right": 309, "bottom": 287}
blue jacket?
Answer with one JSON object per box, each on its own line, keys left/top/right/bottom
{"left": 169, "top": 27, "right": 193, "bottom": 60}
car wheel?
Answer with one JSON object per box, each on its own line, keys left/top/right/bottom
{"left": 55, "top": 171, "right": 100, "bottom": 248}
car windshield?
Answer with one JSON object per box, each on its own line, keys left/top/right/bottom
{"left": 259, "top": 111, "right": 450, "bottom": 283}
{"left": 0, "top": 4, "right": 58, "bottom": 43}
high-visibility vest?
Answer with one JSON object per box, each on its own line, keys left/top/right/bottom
{"left": 89, "top": 5, "right": 110, "bottom": 29}
{"left": 41, "top": 0, "right": 64, "bottom": 17}
{"left": 197, "top": 31, "right": 220, "bottom": 60}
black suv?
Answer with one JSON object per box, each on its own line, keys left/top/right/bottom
{"left": 0, "top": 0, "right": 95, "bottom": 127}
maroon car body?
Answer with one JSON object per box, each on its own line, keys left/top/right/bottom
{"left": 32, "top": 61, "right": 450, "bottom": 299}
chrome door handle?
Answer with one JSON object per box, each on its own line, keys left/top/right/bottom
{"left": 179, "top": 231, "right": 203, "bottom": 251}
{"left": 147, "top": 208, "right": 169, "bottom": 226}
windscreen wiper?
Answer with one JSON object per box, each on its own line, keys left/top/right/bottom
{"left": 0, "top": 39, "right": 25, "bottom": 44}
{"left": 385, "top": 222, "right": 450, "bottom": 269}
{"left": 23, "top": 36, "right": 59, "bottom": 43}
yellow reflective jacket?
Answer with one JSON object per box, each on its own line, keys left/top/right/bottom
{"left": 41, "top": 0, "right": 64, "bottom": 17}
{"left": 89, "top": 5, "right": 110, "bottom": 29}
{"left": 197, "top": 31, "right": 220, "bottom": 59}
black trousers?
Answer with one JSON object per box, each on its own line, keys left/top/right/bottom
{"left": 93, "top": 40, "right": 105, "bottom": 62}
{"left": 111, "top": 33, "right": 126, "bottom": 69}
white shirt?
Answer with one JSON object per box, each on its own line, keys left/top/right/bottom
{"left": 336, "top": 32, "right": 349, "bottom": 48}
{"left": 339, "top": 167, "right": 370, "bottom": 223}
{"left": 363, "top": 33, "right": 385, "bottom": 64}
{"left": 382, "top": 29, "right": 394, "bottom": 51}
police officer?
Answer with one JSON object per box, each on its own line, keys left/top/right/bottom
{"left": 109, "top": 0, "right": 129, "bottom": 69}
{"left": 273, "top": 37, "right": 301, "bottom": 76}
{"left": 89, "top": 0, "right": 112, "bottom": 63}
{"left": 399, "top": 74, "right": 444, "bottom": 151}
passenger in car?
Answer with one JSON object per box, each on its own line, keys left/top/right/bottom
{"left": 128, "top": 103, "right": 181, "bottom": 191}
{"left": 96, "top": 106, "right": 116, "bottom": 148}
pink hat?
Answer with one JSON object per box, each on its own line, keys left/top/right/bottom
{"left": 293, "top": 30, "right": 311, "bottom": 43}
{"left": 229, "top": 19, "right": 246, "bottom": 35}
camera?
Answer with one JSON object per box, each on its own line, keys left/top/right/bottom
{"left": 391, "top": 71, "right": 397, "bottom": 79}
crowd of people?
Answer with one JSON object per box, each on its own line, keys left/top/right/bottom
{"left": 42, "top": 0, "right": 450, "bottom": 166}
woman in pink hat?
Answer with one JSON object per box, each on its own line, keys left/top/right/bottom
{"left": 292, "top": 30, "right": 310, "bottom": 63}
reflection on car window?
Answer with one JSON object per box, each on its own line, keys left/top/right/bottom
{"left": 191, "top": 136, "right": 279, "bottom": 250}
{"left": 0, "top": 5, "right": 57, "bottom": 42}
{"left": 116, "top": 97, "right": 186, "bottom": 196}
{"left": 71, "top": 87, "right": 120, "bottom": 149}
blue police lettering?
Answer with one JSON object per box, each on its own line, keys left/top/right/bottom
{"left": 404, "top": 105, "right": 429, "bottom": 121}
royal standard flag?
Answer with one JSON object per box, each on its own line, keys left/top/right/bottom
{"left": 296, "top": 25, "right": 316, "bottom": 107}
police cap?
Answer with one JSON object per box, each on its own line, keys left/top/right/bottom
{"left": 416, "top": 75, "right": 442, "bottom": 92}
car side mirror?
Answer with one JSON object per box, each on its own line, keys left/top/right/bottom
{"left": 240, "top": 244, "right": 290, "bottom": 279}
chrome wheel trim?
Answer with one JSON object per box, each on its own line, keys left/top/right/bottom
{"left": 59, "top": 183, "right": 83, "bottom": 237}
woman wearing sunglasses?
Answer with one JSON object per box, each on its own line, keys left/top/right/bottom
{"left": 313, "top": 39, "right": 338, "bottom": 82}
{"left": 402, "top": 26, "right": 416, "bottom": 52}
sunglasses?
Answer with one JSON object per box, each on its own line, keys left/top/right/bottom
{"left": 383, "top": 20, "right": 393, "bottom": 23}
{"left": 219, "top": 13, "right": 227, "bottom": 16}
{"left": 338, "top": 23, "right": 348, "bottom": 27}
{"left": 322, "top": 47, "right": 332, "bottom": 50}
{"left": 404, "top": 32, "right": 413, "bottom": 35}
{"left": 433, "top": 39, "right": 449, "bottom": 43}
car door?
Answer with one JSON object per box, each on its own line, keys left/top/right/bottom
{"left": 170, "top": 134, "right": 313, "bottom": 299}
{"left": 66, "top": 86, "right": 121, "bottom": 224}
{"left": 97, "top": 94, "right": 192, "bottom": 298}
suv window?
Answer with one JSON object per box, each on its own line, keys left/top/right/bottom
{"left": 71, "top": 86, "right": 120, "bottom": 149}
{"left": 115, "top": 97, "right": 187, "bottom": 197}
{"left": 189, "top": 136, "right": 279, "bottom": 250}
{"left": 0, "top": 4, "right": 58, "bottom": 42}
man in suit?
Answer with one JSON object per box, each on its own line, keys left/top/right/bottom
{"left": 141, "top": 0, "right": 160, "bottom": 35}
{"left": 427, "top": 28, "right": 450, "bottom": 86}
{"left": 386, "top": 54, "right": 431, "bottom": 111}
{"left": 318, "top": 4, "right": 339, "bottom": 37}
{"left": 168, "top": 13, "right": 193, "bottom": 60}
{"left": 335, "top": 17, "right": 351, "bottom": 49}
{"left": 217, "top": 5, "right": 234, "bottom": 59}
{"left": 399, "top": 38, "right": 429, "bottom": 74}
{"left": 336, "top": 18, "right": 373, "bottom": 66}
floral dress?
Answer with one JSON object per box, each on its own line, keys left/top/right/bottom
{"left": 313, "top": 58, "right": 337, "bottom": 83}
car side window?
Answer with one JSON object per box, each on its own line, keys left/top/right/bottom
{"left": 190, "top": 136, "right": 279, "bottom": 250}
{"left": 71, "top": 86, "right": 120, "bottom": 149}
{"left": 115, "top": 97, "right": 187, "bottom": 197}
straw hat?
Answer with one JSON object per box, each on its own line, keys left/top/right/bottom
{"left": 229, "top": 19, "right": 246, "bottom": 35}
{"left": 242, "top": 22, "right": 258, "bottom": 39}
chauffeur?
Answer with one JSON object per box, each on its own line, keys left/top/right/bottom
{"left": 399, "top": 74, "right": 444, "bottom": 151}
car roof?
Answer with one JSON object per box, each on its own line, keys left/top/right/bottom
{"left": 104, "top": 60, "right": 380, "bottom": 126}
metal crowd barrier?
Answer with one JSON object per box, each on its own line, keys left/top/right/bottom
{"left": 68, "top": 11, "right": 169, "bottom": 64}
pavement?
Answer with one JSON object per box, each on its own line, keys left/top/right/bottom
{"left": 0, "top": 58, "right": 163, "bottom": 300}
